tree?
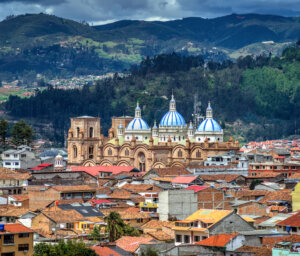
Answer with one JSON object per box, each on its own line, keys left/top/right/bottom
{"left": 90, "top": 225, "right": 102, "bottom": 241}
{"left": 0, "top": 118, "right": 9, "bottom": 149}
{"left": 105, "top": 211, "right": 125, "bottom": 242}
{"left": 34, "top": 240, "right": 97, "bottom": 256}
{"left": 11, "top": 120, "right": 34, "bottom": 146}
{"left": 141, "top": 247, "right": 159, "bottom": 256}
{"left": 250, "top": 179, "right": 263, "bottom": 190}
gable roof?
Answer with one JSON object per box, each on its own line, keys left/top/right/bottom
{"left": 0, "top": 223, "right": 33, "bottom": 234}
{"left": 58, "top": 203, "right": 104, "bottom": 217}
{"left": 185, "top": 186, "right": 209, "bottom": 192}
{"left": 258, "top": 190, "right": 292, "bottom": 204}
{"left": 91, "top": 246, "right": 121, "bottom": 256}
{"left": 141, "top": 220, "right": 175, "bottom": 230}
{"left": 277, "top": 212, "right": 300, "bottom": 227}
{"left": 42, "top": 206, "right": 85, "bottom": 223}
{"left": 200, "top": 174, "right": 243, "bottom": 183}
{"left": 0, "top": 168, "right": 31, "bottom": 180}
{"left": 195, "top": 234, "right": 237, "bottom": 247}
{"left": 186, "top": 209, "right": 232, "bottom": 225}
{"left": 52, "top": 185, "right": 96, "bottom": 192}
{"left": 71, "top": 166, "right": 136, "bottom": 176}
{"left": 171, "top": 176, "right": 198, "bottom": 184}
{"left": 151, "top": 167, "right": 191, "bottom": 177}
{"left": 115, "top": 236, "right": 155, "bottom": 252}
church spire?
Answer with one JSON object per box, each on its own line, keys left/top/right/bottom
{"left": 169, "top": 92, "right": 176, "bottom": 111}
{"left": 135, "top": 101, "right": 141, "bottom": 118}
{"left": 206, "top": 101, "right": 213, "bottom": 119}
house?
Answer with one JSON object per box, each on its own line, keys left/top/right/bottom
{"left": 254, "top": 182, "right": 282, "bottom": 191}
{"left": 92, "top": 246, "right": 122, "bottom": 256}
{"left": 196, "top": 233, "right": 246, "bottom": 251}
{"left": 141, "top": 220, "right": 175, "bottom": 241}
{"left": 171, "top": 176, "right": 203, "bottom": 188}
{"left": 71, "top": 166, "right": 139, "bottom": 178}
{"left": 0, "top": 168, "right": 30, "bottom": 195}
{"left": 115, "top": 236, "right": 156, "bottom": 255}
{"left": 28, "top": 185, "right": 97, "bottom": 209}
{"left": 0, "top": 223, "right": 34, "bottom": 256}
{"left": 257, "top": 214, "right": 291, "bottom": 230}
{"left": 28, "top": 171, "right": 98, "bottom": 186}
{"left": 246, "top": 173, "right": 285, "bottom": 184}
{"left": 292, "top": 182, "right": 300, "bottom": 211}
{"left": 0, "top": 207, "right": 31, "bottom": 223}
{"left": 159, "top": 189, "right": 198, "bottom": 221}
{"left": 1, "top": 145, "right": 40, "bottom": 170}
{"left": 186, "top": 185, "right": 233, "bottom": 210}
{"left": 142, "top": 167, "right": 191, "bottom": 182}
{"left": 8, "top": 194, "right": 29, "bottom": 208}
{"left": 199, "top": 174, "right": 246, "bottom": 186}
{"left": 231, "top": 201, "right": 268, "bottom": 217}
{"left": 276, "top": 211, "right": 300, "bottom": 235}
{"left": 173, "top": 209, "right": 254, "bottom": 245}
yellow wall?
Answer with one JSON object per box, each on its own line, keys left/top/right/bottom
{"left": 292, "top": 182, "right": 300, "bottom": 211}
{"left": 0, "top": 232, "right": 34, "bottom": 256}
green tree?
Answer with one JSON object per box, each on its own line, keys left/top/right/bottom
{"left": 141, "top": 247, "right": 159, "bottom": 256}
{"left": 11, "top": 120, "right": 34, "bottom": 146}
{"left": 0, "top": 118, "right": 9, "bottom": 149}
{"left": 105, "top": 211, "right": 125, "bottom": 242}
{"left": 34, "top": 240, "right": 97, "bottom": 256}
{"left": 90, "top": 225, "right": 102, "bottom": 241}
{"left": 250, "top": 179, "right": 263, "bottom": 190}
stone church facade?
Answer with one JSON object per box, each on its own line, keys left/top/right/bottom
{"left": 67, "top": 95, "right": 239, "bottom": 171}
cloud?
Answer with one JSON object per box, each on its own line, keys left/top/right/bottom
{"left": 0, "top": 0, "right": 300, "bottom": 23}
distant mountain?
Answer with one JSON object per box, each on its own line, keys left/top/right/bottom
{"left": 0, "top": 13, "right": 299, "bottom": 80}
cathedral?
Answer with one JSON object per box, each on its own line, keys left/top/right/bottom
{"left": 67, "top": 95, "right": 239, "bottom": 171}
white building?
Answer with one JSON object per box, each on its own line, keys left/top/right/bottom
{"left": 1, "top": 145, "right": 40, "bottom": 170}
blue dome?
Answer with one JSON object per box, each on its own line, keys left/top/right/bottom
{"left": 197, "top": 118, "right": 222, "bottom": 132}
{"left": 126, "top": 118, "right": 149, "bottom": 130}
{"left": 160, "top": 111, "right": 186, "bottom": 127}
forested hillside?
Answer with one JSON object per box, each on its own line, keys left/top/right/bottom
{"left": 0, "top": 13, "right": 299, "bottom": 81}
{"left": 5, "top": 44, "right": 300, "bottom": 144}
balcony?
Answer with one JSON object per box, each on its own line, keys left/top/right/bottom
{"left": 139, "top": 202, "right": 158, "bottom": 208}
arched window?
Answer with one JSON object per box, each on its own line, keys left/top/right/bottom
{"left": 125, "top": 149, "right": 129, "bottom": 156}
{"left": 138, "top": 152, "right": 146, "bottom": 172}
{"left": 178, "top": 150, "right": 183, "bottom": 158}
{"left": 108, "top": 148, "right": 112, "bottom": 156}
{"left": 77, "top": 127, "right": 80, "bottom": 138}
{"left": 89, "top": 127, "right": 93, "bottom": 138}
{"left": 196, "top": 150, "right": 201, "bottom": 158}
{"left": 89, "top": 146, "right": 94, "bottom": 159}
{"left": 73, "top": 145, "right": 77, "bottom": 158}
{"left": 174, "top": 136, "right": 176, "bottom": 141}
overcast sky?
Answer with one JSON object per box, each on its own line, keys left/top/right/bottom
{"left": 1, "top": 0, "right": 300, "bottom": 25}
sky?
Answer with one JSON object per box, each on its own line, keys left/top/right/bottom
{"left": 0, "top": 0, "right": 300, "bottom": 25}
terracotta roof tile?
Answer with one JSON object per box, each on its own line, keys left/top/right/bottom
{"left": 277, "top": 211, "right": 300, "bottom": 227}
{"left": 115, "top": 236, "right": 155, "bottom": 252}
{"left": 200, "top": 174, "right": 243, "bottom": 183}
{"left": 258, "top": 190, "right": 292, "bottom": 204}
{"left": 152, "top": 167, "right": 191, "bottom": 177}
{"left": 122, "top": 184, "right": 162, "bottom": 193}
{"left": 171, "top": 176, "right": 198, "bottom": 184}
{"left": 0, "top": 168, "right": 31, "bottom": 180}
{"left": 9, "top": 194, "right": 29, "bottom": 202}
{"left": 42, "top": 206, "right": 85, "bottom": 223}
{"left": 185, "top": 186, "right": 209, "bottom": 192}
{"left": 71, "top": 166, "right": 136, "bottom": 176}
{"left": 0, "top": 223, "right": 33, "bottom": 234}
{"left": 92, "top": 246, "right": 121, "bottom": 256}
{"left": 53, "top": 185, "right": 96, "bottom": 192}
{"left": 236, "top": 245, "right": 272, "bottom": 256}
{"left": 262, "top": 235, "right": 300, "bottom": 247}
{"left": 147, "top": 231, "right": 174, "bottom": 241}
{"left": 0, "top": 207, "right": 30, "bottom": 217}
{"left": 196, "top": 234, "right": 236, "bottom": 247}
{"left": 141, "top": 220, "right": 175, "bottom": 230}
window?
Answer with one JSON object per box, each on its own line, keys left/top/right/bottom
{"left": 89, "top": 146, "right": 94, "bottom": 159}
{"left": 202, "top": 236, "right": 207, "bottom": 240}
{"left": 1, "top": 253, "right": 15, "bottom": 256}
{"left": 184, "top": 235, "right": 190, "bottom": 244}
{"left": 178, "top": 150, "right": 183, "bottom": 158}
{"left": 194, "top": 236, "right": 200, "bottom": 242}
{"left": 13, "top": 154, "right": 17, "bottom": 158}
{"left": 5, "top": 162, "right": 11, "bottom": 165}
{"left": 196, "top": 150, "right": 201, "bottom": 158}
{"left": 18, "top": 244, "right": 29, "bottom": 251}
{"left": 125, "top": 149, "right": 129, "bottom": 156}
{"left": 18, "top": 233, "right": 29, "bottom": 238}
{"left": 108, "top": 148, "right": 112, "bottom": 156}
{"left": 14, "top": 162, "right": 19, "bottom": 166}
{"left": 89, "top": 127, "right": 93, "bottom": 138}
{"left": 5, "top": 154, "right": 10, "bottom": 157}
{"left": 3, "top": 234, "right": 14, "bottom": 245}
{"left": 176, "top": 235, "right": 182, "bottom": 243}
{"left": 77, "top": 127, "right": 80, "bottom": 137}
{"left": 137, "top": 218, "right": 144, "bottom": 223}
{"left": 66, "top": 223, "right": 74, "bottom": 229}
{"left": 21, "top": 154, "right": 26, "bottom": 158}
{"left": 73, "top": 146, "right": 77, "bottom": 158}
{"left": 292, "top": 227, "right": 297, "bottom": 232}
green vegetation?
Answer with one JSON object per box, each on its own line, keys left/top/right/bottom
{"left": 33, "top": 240, "right": 97, "bottom": 256}
{"left": 10, "top": 119, "right": 34, "bottom": 146}
{"left": 1, "top": 13, "right": 300, "bottom": 81}
{"left": 105, "top": 211, "right": 140, "bottom": 242}
{"left": 0, "top": 118, "right": 9, "bottom": 149}
{"left": 5, "top": 45, "right": 300, "bottom": 143}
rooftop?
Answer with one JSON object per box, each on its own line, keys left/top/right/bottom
{"left": 0, "top": 223, "right": 33, "bottom": 234}
{"left": 115, "top": 236, "right": 155, "bottom": 252}
{"left": 196, "top": 234, "right": 237, "bottom": 247}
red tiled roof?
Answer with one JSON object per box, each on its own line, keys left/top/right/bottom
{"left": 171, "top": 176, "right": 198, "bottom": 184}
{"left": 0, "top": 223, "right": 33, "bottom": 234}
{"left": 185, "top": 186, "right": 208, "bottom": 192}
{"left": 92, "top": 246, "right": 121, "bottom": 256}
{"left": 71, "top": 166, "right": 136, "bottom": 176}
{"left": 115, "top": 236, "right": 155, "bottom": 252}
{"left": 277, "top": 212, "right": 300, "bottom": 227}
{"left": 196, "top": 234, "right": 236, "bottom": 247}
{"left": 263, "top": 235, "right": 300, "bottom": 247}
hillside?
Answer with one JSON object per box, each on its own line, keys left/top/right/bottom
{"left": 5, "top": 45, "right": 300, "bottom": 144}
{"left": 0, "top": 13, "right": 299, "bottom": 81}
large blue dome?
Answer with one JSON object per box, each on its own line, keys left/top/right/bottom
{"left": 126, "top": 118, "right": 149, "bottom": 130}
{"left": 160, "top": 111, "right": 186, "bottom": 127}
{"left": 197, "top": 118, "right": 222, "bottom": 132}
